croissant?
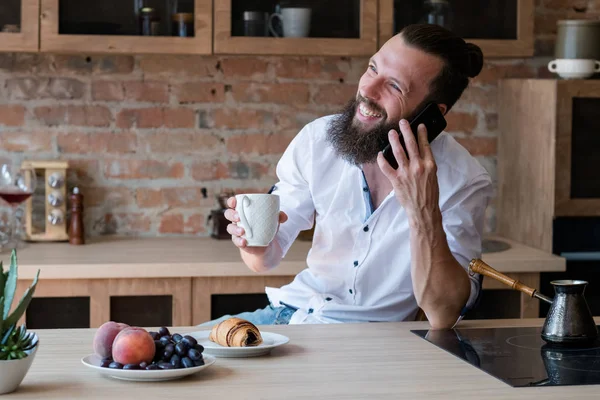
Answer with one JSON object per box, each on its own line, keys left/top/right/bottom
{"left": 208, "top": 317, "right": 263, "bottom": 347}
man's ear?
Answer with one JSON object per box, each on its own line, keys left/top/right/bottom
{"left": 438, "top": 104, "right": 448, "bottom": 115}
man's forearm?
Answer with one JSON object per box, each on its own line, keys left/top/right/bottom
{"left": 409, "top": 208, "right": 471, "bottom": 329}
{"left": 240, "top": 239, "right": 284, "bottom": 273}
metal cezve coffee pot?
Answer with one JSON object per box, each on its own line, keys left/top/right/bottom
{"left": 469, "top": 259, "right": 598, "bottom": 346}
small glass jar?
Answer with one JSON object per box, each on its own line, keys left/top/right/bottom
{"left": 172, "top": 12, "right": 194, "bottom": 37}
{"left": 243, "top": 11, "right": 269, "bottom": 37}
{"left": 421, "top": 0, "right": 452, "bottom": 30}
{"left": 1, "top": 24, "right": 20, "bottom": 33}
{"left": 139, "top": 7, "right": 161, "bottom": 36}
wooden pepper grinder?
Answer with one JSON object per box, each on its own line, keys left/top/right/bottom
{"left": 69, "top": 186, "right": 85, "bottom": 245}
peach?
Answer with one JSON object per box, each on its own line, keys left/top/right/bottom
{"left": 111, "top": 327, "right": 156, "bottom": 365}
{"left": 93, "top": 321, "right": 130, "bottom": 358}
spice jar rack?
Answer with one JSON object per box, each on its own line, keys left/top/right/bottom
{"left": 21, "top": 160, "right": 70, "bottom": 242}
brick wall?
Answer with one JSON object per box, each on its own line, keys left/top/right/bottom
{"left": 0, "top": 1, "right": 598, "bottom": 237}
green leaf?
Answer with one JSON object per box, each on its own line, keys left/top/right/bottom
{"left": 14, "top": 326, "right": 22, "bottom": 346}
{"left": 3, "top": 250, "right": 18, "bottom": 319}
{"left": 0, "top": 271, "right": 6, "bottom": 297}
{"left": 1, "top": 324, "right": 15, "bottom": 346}
{"left": 0, "top": 260, "right": 4, "bottom": 291}
{"left": 0, "top": 296, "right": 4, "bottom": 339}
{"left": 4, "top": 269, "right": 40, "bottom": 328}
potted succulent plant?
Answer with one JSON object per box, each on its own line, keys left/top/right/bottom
{"left": 0, "top": 249, "right": 40, "bottom": 395}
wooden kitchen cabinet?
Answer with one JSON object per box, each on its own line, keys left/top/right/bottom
{"left": 378, "top": 0, "right": 534, "bottom": 57}
{"left": 0, "top": 0, "right": 39, "bottom": 52}
{"left": 9, "top": 236, "right": 564, "bottom": 329}
{"left": 16, "top": 275, "right": 295, "bottom": 328}
{"left": 191, "top": 276, "right": 295, "bottom": 324}
{"left": 39, "top": 0, "right": 212, "bottom": 54}
{"left": 213, "top": 0, "right": 377, "bottom": 56}
{"left": 497, "top": 79, "right": 600, "bottom": 253}
{"left": 17, "top": 278, "right": 192, "bottom": 329}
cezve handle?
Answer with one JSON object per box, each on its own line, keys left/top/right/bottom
{"left": 470, "top": 259, "right": 553, "bottom": 304}
{"left": 469, "top": 259, "right": 537, "bottom": 297}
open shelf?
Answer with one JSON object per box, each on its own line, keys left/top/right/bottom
{"left": 1, "top": 0, "right": 536, "bottom": 56}
{"left": 378, "top": 0, "right": 534, "bottom": 58}
{"left": 40, "top": 0, "right": 212, "bottom": 54}
{"left": 570, "top": 97, "right": 600, "bottom": 199}
{"left": 211, "top": 293, "right": 269, "bottom": 320}
{"left": 214, "top": 0, "right": 377, "bottom": 56}
{"left": 0, "top": 0, "right": 39, "bottom": 52}
{"left": 111, "top": 295, "right": 173, "bottom": 327}
{"left": 26, "top": 297, "right": 90, "bottom": 329}
{"left": 0, "top": 0, "right": 21, "bottom": 29}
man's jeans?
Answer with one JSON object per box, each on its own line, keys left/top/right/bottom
{"left": 197, "top": 305, "right": 296, "bottom": 328}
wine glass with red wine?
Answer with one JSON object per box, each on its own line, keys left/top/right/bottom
{"left": 0, "top": 164, "right": 36, "bottom": 250}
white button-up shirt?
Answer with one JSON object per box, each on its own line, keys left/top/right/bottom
{"left": 265, "top": 115, "right": 493, "bottom": 325}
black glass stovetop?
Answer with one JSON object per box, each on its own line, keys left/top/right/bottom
{"left": 411, "top": 325, "right": 600, "bottom": 387}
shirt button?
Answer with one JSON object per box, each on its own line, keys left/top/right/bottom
{"left": 349, "top": 289, "right": 353, "bottom": 294}
{"left": 363, "top": 226, "right": 369, "bottom": 232}
{"left": 325, "top": 297, "right": 332, "bottom": 301}
{"left": 353, "top": 260, "right": 358, "bottom": 267}
{"left": 363, "top": 187, "right": 368, "bottom": 192}
{"left": 308, "top": 308, "right": 314, "bottom": 314}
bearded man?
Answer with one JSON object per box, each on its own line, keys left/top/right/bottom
{"left": 204, "top": 23, "right": 493, "bottom": 329}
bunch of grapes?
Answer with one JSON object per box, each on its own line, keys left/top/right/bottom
{"left": 100, "top": 327, "right": 205, "bottom": 370}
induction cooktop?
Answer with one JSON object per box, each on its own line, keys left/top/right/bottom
{"left": 411, "top": 325, "right": 600, "bottom": 387}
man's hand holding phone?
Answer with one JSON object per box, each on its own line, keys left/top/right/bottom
{"left": 377, "top": 119, "right": 442, "bottom": 224}
{"left": 381, "top": 102, "right": 447, "bottom": 169}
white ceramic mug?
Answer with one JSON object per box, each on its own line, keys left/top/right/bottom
{"left": 269, "top": 7, "right": 311, "bottom": 38}
{"left": 548, "top": 58, "right": 600, "bottom": 79}
{"left": 235, "top": 193, "right": 280, "bottom": 247}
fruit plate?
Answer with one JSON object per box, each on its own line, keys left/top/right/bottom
{"left": 81, "top": 354, "right": 216, "bottom": 382}
{"left": 187, "top": 331, "right": 290, "bottom": 358}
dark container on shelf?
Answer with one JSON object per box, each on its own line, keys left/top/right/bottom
{"left": 139, "top": 7, "right": 160, "bottom": 35}
{"left": 243, "top": 11, "right": 269, "bottom": 37}
{"left": 172, "top": 12, "right": 193, "bottom": 36}
{"left": 420, "top": 0, "right": 452, "bottom": 30}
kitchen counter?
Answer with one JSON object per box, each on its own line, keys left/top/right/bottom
{"left": 5, "top": 234, "right": 565, "bottom": 325}
{"left": 10, "top": 234, "right": 565, "bottom": 279}
{"left": 8, "top": 318, "right": 600, "bottom": 399}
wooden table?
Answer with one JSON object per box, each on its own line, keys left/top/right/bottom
{"left": 5, "top": 318, "right": 600, "bottom": 399}
{"left": 8, "top": 234, "right": 565, "bottom": 327}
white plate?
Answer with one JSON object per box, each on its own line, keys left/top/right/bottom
{"left": 188, "top": 331, "right": 290, "bottom": 358}
{"left": 81, "top": 353, "right": 216, "bottom": 382}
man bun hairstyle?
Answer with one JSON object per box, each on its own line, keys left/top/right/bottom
{"left": 399, "top": 24, "right": 484, "bottom": 112}
{"left": 465, "top": 43, "right": 484, "bottom": 78}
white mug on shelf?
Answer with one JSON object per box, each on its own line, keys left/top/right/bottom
{"left": 547, "top": 58, "right": 600, "bottom": 79}
{"left": 234, "top": 193, "right": 280, "bottom": 247}
{"left": 269, "top": 7, "right": 312, "bottom": 38}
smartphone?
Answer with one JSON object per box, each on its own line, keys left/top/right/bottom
{"left": 382, "top": 102, "right": 447, "bottom": 169}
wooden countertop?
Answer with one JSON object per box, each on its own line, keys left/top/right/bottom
{"left": 11, "top": 318, "right": 600, "bottom": 399}
{"left": 5, "top": 234, "right": 565, "bottom": 280}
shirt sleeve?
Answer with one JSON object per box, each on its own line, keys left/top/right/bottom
{"left": 270, "top": 126, "right": 316, "bottom": 256}
{"left": 439, "top": 172, "right": 493, "bottom": 327}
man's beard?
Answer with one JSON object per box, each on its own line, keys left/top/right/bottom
{"left": 326, "top": 96, "right": 399, "bottom": 166}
